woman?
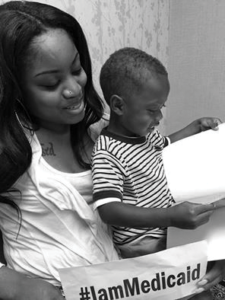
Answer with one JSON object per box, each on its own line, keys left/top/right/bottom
{"left": 0, "top": 1, "right": 119, "bottom": 298}
{"left": 0, "top": 1, "right": 224, "bottom": 299}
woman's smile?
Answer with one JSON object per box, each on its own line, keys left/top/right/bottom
{"left": 63, "top": 97, "right": 85, "bottom": 114}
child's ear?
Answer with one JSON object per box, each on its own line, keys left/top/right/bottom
{"left": 110, "top": 95, "right": 124, "bottom": 116}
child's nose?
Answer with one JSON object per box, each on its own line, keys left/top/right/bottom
{"left": 155, "top": 110, "right": 163, "bottom": 122}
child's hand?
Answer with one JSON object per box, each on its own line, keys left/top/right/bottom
{"left": 198, "top": 117, "right": 222, "bottom": 132}
{"left": 212, "top": 198, "right": 225, "bottom": 209}
{"left": 167, "top": 201, "right": 215, "bottom": 229}
{"left": 168, "top": 117, "right": 222, "bottom": 143}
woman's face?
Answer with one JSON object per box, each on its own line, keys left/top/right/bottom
{"left": 22, "top": 29, "right": 87, "bottom": 132}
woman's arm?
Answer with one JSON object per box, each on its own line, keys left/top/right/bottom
{"left": 0, "top": 267, "right": 64, "bottom": 300}
{"left": 0, "top": 231, "right": 64, "bottom": 300}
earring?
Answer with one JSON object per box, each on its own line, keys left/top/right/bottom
{"left": 16, "top": 98, "right": 32, "bottom": 124}
{"left": 16, "top": 98, "right": 28, "bottom": 112}
{"left": 15, "top": 111, "right": 24, "bottom": 128}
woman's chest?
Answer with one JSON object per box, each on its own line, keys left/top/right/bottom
{"left": 38, "top": 133, "right": 94, "bottom": 173}
{"left": 41, "top": 143, "right": 83, "bottom": 173}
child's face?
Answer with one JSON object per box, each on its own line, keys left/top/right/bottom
{"left": 120, "top": 74, "right": 170, "bottom": 137}
{"left": 21, "top": 29, "right": 87, "bottom": 132}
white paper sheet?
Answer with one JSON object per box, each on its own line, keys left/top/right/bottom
{"left": 59, "top": 241, "right": 208, "bottom": 300}
{"left": 163, "top": 124, "right": 225, "bottom": 260}
{"left": 163, "top": 123, "right": 225, "bottom": 203}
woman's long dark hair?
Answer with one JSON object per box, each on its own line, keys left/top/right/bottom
{"left": 0, "top": 1, "right": 104, "bottom": 209}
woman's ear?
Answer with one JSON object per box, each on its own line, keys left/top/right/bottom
{"left": 110, "top": 95, "right": 124, "bottom": 116}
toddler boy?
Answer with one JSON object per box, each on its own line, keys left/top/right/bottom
{"left": 92, "top": 47, "right": 219, "bottom": 259}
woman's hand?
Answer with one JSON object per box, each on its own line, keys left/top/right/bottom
{"left": 180, "top": 260, "right": 225, "bottom": 299}
{"left": 0, "top": 266, "right": 64, "bottom": 300}
{"left": 195, "top": 260, "right": 225, "bottom": 294}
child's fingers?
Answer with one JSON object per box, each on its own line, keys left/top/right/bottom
{"left": 212, "top": 199, "right": 225, "bottom": 209}
{"left": 211, "top": 118, "right": 222, "bottom": 130}
{"left": 195, "top": 203, "right": 215, "bottom": 215}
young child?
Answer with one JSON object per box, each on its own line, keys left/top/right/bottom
{"left": 91, "top": 47, "right": 220, "bottom": 260}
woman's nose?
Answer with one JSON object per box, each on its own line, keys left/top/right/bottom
{"left": 63, "top": 83, "right": 82, "bottom": 99}
{"left": 63, "top": 89, "right": 80, "bottom": 98}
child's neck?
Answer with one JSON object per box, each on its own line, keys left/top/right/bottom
{"left": 107, "top": 122, "right": 139, "bottom": 138}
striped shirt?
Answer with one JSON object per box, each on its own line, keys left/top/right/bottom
{"left": 92, "top": 128, "right": 174, "bottom": 246}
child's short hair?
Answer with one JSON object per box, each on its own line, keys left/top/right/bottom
{"left": 100, "top": 47, "right": 168, "bottom": 105}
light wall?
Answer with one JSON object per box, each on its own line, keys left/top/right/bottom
{"left": 166, "top": 0, "right": 225, "bottom": 134}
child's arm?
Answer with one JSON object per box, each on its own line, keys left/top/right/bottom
{"left": 168, "top": 117, "right": 222, "bottom": 143}
{"left": 98, "top": 200, "right": 215, "bottom": 229}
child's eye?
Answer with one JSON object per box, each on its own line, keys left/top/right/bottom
{"left": 72, "top": 68, "right": 82, "bottom": 76}
{"left": 148, "top": 110, "right": 156, "bottom": 115}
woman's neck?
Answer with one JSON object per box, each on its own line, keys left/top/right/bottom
{"left": 36, "top": 125, "right": 70, "bottom": 141}
{"left": 36, "top": 119, "right": 71, "bottom": 135}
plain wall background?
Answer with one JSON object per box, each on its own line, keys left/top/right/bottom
{"left": 166, "top": 0, "right": 225, "bottom": 134}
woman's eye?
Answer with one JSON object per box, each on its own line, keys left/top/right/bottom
{"left": 42, "top": 82, "right": 59, "bottom": 89}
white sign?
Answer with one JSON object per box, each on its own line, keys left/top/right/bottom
{"left": 59, "top": 241, "right": 207, "bottom": 300}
